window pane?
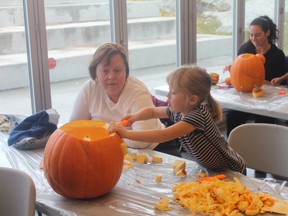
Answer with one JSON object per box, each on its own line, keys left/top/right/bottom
{"left": 196, "top": 0, "right": 233, "bottom": 77}
{"left": 284, "top": 1, "right": 288, "bottom": 54}
{"left": 127, "top": 0, "right": 177, "bottom": 92}
{"left": 0, "top": 1, "right": 32, "bottom": 116}
{"left": 244, "top": 0, "right": 275, "bottom": 41}
{"left": 45, "top": 0, "right": 112, "bottom": 124}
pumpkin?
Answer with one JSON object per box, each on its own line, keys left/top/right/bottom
{"left": 252, "top": 85, "right": 265, "bottom": 97}
{"left": 230, "top": 53, "right": 265, "bottom": 92}
{"left": 210, "top": 72, "right": 219, "bottom": 85}
{"left": 225, "top": 77, "right": 232, "bottom": 85}
{"left": 43, "top": 120, "right": 125, "bottom": 199}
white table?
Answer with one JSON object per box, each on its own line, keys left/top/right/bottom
{"left": 0, "top": 130, "right": 288, "bottom": 216}
{"left": 154, "top": 84, "right": 288, "bottom": 120}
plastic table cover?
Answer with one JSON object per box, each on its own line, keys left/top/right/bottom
{"left": 155, "top": 84, "right": 288, "bottom": 120}
{"left": 0, "top": 131, "right": 288, "bottom": 216}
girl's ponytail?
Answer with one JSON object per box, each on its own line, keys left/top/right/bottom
{"left": 205, "top": 94, "right": 222, "bottom": 122}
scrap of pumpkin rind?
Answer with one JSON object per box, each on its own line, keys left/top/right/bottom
{"left": 155, "top": 174, "right": 162, "bottom": 182}
{"left": 197, "top": 171, "right": 207, "bottom": 178}
{"left": 152, "top": 155, "right": 163, "bottom": 163}
{"left": 135, "top": 153, "right": 148, "bottom": 164}
{"left": 176, "top": 169, "right": 186, "bottom": 176}
{"left": 173, "top": 160, "right": 186, "bottom": 175}
{"left": 262, "top": 200, "right": 288, "bottom": 215}
{"left": 123, "top": 160, "right": 133, "bottom": 169}
{"left": 124, "top": 155, "right": 133, "bottom": 162}
{"left": 154, "top": 197, "right": 171, "bottom": 211}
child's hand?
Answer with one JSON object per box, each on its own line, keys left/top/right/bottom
{"left": 119, "top": 119, "right": 130, "bottom": 127}
{"left": 108, "top": 122, "right": 127, "bottom": 138}
{"left": 120, "top": 114, "right": 136, "bottom": 127}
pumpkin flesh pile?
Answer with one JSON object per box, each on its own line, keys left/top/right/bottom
{"left": 230, "top": 53, "right": 265, "bottom": 92}
{"left": 43, "top": 120, "right": 124, "bottom": 199}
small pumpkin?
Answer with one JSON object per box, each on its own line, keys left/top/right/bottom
{"left": 252, "top": 85, "right": 265, "bottom": 97}
{"left": 43, "top": 120, "right": 125, "bottom": 199}
{"left": 225, "top": 77, "right": 232, "bottom": 85}
{"left": 210, "top": 72, "right": 219, "bottom": 85}
{"left": 230, "top": 53, "right": 265, "bottom": 92}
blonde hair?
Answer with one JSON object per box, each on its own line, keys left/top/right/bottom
{"left": 166, "top": 65, "right": 222, "bottom": 121}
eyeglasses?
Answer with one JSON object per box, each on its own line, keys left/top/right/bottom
{"left": 97, "top": 67, "right": 125, "bottom": 77}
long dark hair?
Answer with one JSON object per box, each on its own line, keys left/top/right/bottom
{"left": 250, "top": 15, "right": 278, "bottom": 44}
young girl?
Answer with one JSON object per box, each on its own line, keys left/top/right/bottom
{"left": 109, "top": 65, "right": 246, "bottom": 174}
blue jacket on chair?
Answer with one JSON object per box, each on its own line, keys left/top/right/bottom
{"left": 8, "top": 109, "right": 59, "bottom": 150}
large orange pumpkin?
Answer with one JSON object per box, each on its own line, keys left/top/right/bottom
{"left": 43, "top": 120, "right": 125, "bottom": 199}
{"left": 230, "top": 53, "right": 265, "bottom": 92}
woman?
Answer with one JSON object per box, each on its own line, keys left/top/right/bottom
{"left": 224, "top": 15, "right": 287, "bottom": 137}
{"left": 70, "top": 43, "right": 180, "bottom": 156}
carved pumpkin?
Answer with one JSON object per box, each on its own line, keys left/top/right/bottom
{"left": 230, "top": 53, "right": 265, "bottom": 92}
{"left": 43, "top": 120, "right": 125, "bottom": 199}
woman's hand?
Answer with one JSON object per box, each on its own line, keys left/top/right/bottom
{"left": 223, "top": 65, "right": 231, "bottom": 73}
{"left": 108, "top": 122, "right": 128, "bottom": 138}
{"left": 271, "top": 77, "right": 282, "bottom": 85}
{"left": 263, "top": 80, "right": 272, "bottom": 85}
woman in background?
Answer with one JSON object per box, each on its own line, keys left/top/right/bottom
{"left": 224, "top": 15, "right": 287, "bottom": 137}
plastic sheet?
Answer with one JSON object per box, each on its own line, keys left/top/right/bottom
{"left": 213, "top": 84, "right": 288, "bottom": 119}
{"left": 0, "top": 131, "right": 288, "bottom": 216}
{"left": 155, "top": 84, "right": 288, "bottom": 120}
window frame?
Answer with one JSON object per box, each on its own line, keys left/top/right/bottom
{"left": 23, "top": 0, "right": 284, "bottom": 114}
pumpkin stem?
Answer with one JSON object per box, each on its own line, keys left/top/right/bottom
{"left": 254, "top": 84, "right": 260, "bottom": 92}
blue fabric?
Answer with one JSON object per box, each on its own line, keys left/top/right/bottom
{"left": 7, "top": 110, "right": 57, "bottom": 148}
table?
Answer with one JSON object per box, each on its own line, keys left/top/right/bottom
{"left": 154, "top": 84, "right": 288, "bottom": 120}
{"left": 1, "top": 130, "right": 288, "bottom": 216}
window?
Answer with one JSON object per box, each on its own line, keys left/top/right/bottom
{"left": 45, "top": 0, "right": 112, "bottom": 124}
{"left": 196, "top": 0, "right": 234, "bottom": 73}
{"left": 126, "top": 0, "right": 177, "bottom": 91}
{"left": 1, "top": 0, "right": 285, "bottom": 124}
{"left": 244, "top": 0, "right": 276, "bottom": 42}
{"left": 284, "top": 1, "right": 288, "bottom": 54}
{"left": 0, "top": 1, "right": 31, "bottom": 116}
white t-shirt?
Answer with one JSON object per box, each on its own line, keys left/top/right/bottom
{"left": 70, "top": 76, "right": 164, "bottom": 149}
